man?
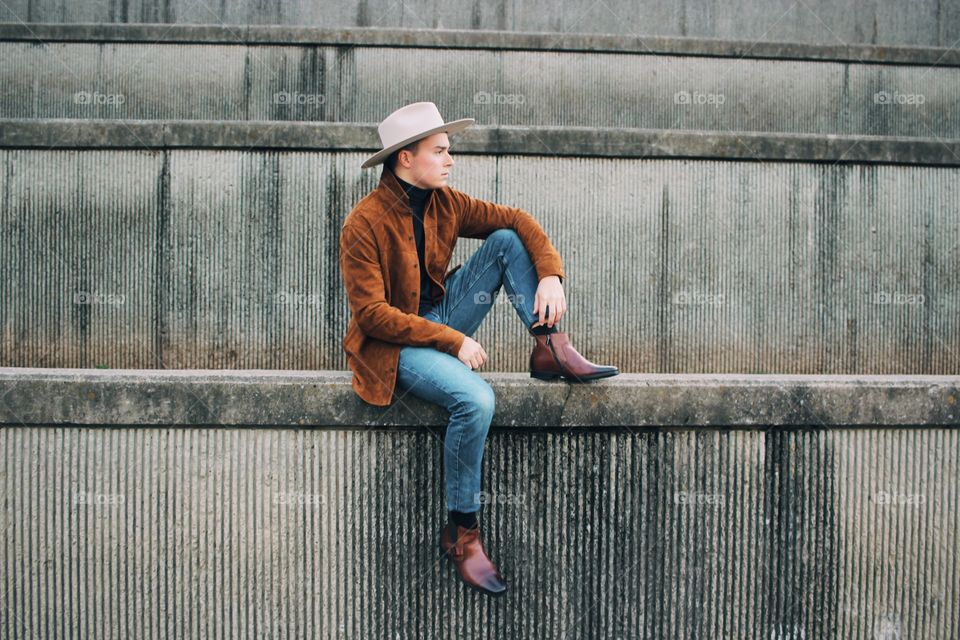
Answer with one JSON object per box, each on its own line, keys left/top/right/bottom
{"left": 339, "top": 102, "right": 619, "bottom": 597}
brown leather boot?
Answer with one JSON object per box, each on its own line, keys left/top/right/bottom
{"left": 529, "top": 331, "right": 620, "bottom": 382}
{"left": 439, "top": 522, "right": 508, "bottom": 597}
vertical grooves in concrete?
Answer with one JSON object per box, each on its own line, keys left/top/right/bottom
{"left": 2, "top": 150, "right": 960, "bottom": 374}
{"left": 4, "top": 44, "right": 960, "bottom": 137}
{"left": 1, "top": 425, "right": 955, "bottom": 634}
{"left": 0, "top": 9, "right": 956, "bottom": 48}
{"left": 835, "top": 428, "right": 960, "bottom": 638}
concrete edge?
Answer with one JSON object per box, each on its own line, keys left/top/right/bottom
{"left": 3, "top": 119, "right": 960, "bottom": 166}
{"left": 1, "top": 23, "right": 958, "bottom": 67}
{"left": 1, "top": 367, "right": 958, "bottom": 428}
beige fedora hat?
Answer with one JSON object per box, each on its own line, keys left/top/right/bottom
{"left": 361, "top": 101, "right": 474, "bottom": 169}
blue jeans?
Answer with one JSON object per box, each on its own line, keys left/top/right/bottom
{"left": 393, "top": 229, "right": 543, "bottom": 513}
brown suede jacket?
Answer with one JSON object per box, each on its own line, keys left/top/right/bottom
{"left": 339, "top": 164, "right": 566, "bottom": 406}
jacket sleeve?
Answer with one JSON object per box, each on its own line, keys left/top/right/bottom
{"left": 450, "top": 188, "right": 566, "bottom": 284}
{"left": 339, "top": 220, "right": 466, "bottom": 355}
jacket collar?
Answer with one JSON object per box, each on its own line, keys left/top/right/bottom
{"left": 378, "top": 164, "right": 412, "bottom": 214}
{"left": 377, "top": 164, "right": 438, "bottom": 215}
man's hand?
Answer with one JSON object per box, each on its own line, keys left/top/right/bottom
{"left": 457, "top": 336, "right": 488, "bottom": 369}
{"left": 532, "top": 275, "right": 566, "bottom": 328}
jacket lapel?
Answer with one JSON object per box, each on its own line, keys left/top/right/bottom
{"left": 377, "top": 164, "right": 413, "bottom": 215}
{"left": 374, "top": 164, "right": 450, "bottom": 292}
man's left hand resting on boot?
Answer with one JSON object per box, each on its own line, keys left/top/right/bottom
{"left": 532, "top": 275, "right": 566, "bottom": 328}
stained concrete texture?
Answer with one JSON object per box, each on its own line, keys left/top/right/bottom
{"left": 2, "top": 26, "right": 958, "bottom": 138}
{"left": 1, "top": 149, "right": 957, "bottom": 374}
{"left": 1, "top": 0, "right": 958, "bottom": 47}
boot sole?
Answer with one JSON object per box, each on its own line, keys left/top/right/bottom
{"left": 439, "top": 541, "right": 509, "bottom": 598}
{"left": 530, "top": 369, "right": 620, "bottom": 382}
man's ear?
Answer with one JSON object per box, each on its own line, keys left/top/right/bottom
{"left": 397, "top": 140, "right": 422, "bottom": 168}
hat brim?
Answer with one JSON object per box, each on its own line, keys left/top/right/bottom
{"left": 360, "top": 118, "right": 475, "bottom": 169}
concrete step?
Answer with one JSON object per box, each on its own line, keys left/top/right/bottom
{"left": 1, "top": 119, "right": 958, "bottom": 374}
{"left": 1, "top": 367, "right": 958, "bottom": 638}
{"left": 2, "top": 367, "right": 959, "bottom": 426}
{"left": 2, "top": 25, "right": 959, "bottom": 138}
{"left": 1, "top": 0, "right": 957, "bottom": 48}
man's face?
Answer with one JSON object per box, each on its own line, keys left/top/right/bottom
{"left": 395, "top": 132, "right": 454, "bottom": 189}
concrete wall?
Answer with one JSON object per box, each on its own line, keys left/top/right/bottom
{"left": 1, "top": 424, "right": 957, "bottom": 638}
{"left": 2, "top": 7, "right": 958, "bottom": 639}
{"left": 1, "top": 0, "right": 958, "bottom": 48}
{"left": 2, "top": 39, "right": 958, "bottom": 138}
{"left": 2, "top": 149, "right": 958, "bottom": 374}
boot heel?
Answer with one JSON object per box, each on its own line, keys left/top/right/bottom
{"left": 530, "top": 371, "right": 560, "bottom": 381}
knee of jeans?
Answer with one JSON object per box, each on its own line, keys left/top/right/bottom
{"left": 458, "top": 384, "right": 496, "bottom": 423}
{"left": 486, "top": 228, "right": 522, "bottom": 250}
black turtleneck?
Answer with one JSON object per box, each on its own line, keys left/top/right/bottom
{"left": 395, "top": 174, "right": 441, "bottom": 315}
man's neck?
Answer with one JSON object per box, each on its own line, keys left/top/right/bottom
{"left": 394, "top": 169, "right": 432, "bottom": 192}
{"left": 393, "top": 172, "right": 433, "bottom": 209}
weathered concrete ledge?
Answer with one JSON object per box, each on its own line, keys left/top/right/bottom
{"left": 1, "top": 367, "right": 958, "bottom": 428}
{"left": 1, "top": 23, "right": 958, "bottom": 67}
{"left": 3, "top": 119, "right": 959, "bottom": 166}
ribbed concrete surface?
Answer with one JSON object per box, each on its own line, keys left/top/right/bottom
{"left": 1, "top": 0, "right": 957, "bottom": 48}
{"left": 3, "top": 40, "right": 958, "bottom": 138}
{"left": 3, "top": 24, "right": 960, "bottom": 65}
{"left": 1, "top": 425, "right": 957, "bottom": 638}
{"left": 1, "top": 149, "right": 958, "bottom": 374}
